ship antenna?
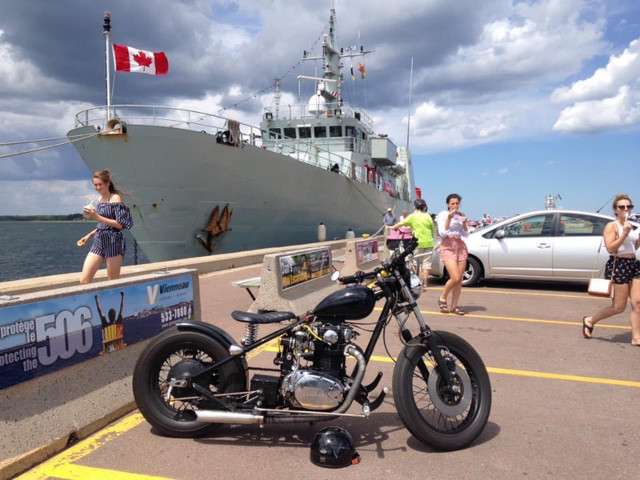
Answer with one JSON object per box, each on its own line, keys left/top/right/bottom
{"left": 273, "top": 79, "right": 281, "bottom": 119}
{"left": 103, "top": 11, "right": 112, "bottom": 121}
{"left": 406, "top": 56, "right": 414, "bottom": 149}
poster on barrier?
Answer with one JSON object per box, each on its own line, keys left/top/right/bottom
{"left": 279, "top": 248, "right": 331, "bottom": 290}
{"left": 0, "top": 274, "right": 194, "bottom": 390}
{"left": 356, "top": 238, "right": 379, "bottom": 266}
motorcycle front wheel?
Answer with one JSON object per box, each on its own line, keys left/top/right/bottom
{"left": 392, "top": 331, "right": 491, "bottom": 450}
{"left": 132, "top": 329, "right": 246, "bottom": 437}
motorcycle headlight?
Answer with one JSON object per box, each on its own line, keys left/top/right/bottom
{"left": 409, "top": 274, "right": 422, "bottom": 299}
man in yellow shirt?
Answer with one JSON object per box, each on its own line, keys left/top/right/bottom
{"left": 392, "top": 198, "right": 437, "bottom": 288}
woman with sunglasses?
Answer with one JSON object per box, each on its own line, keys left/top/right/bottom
{"left": 582, "top": 193, "right": 640, "bottom": 345}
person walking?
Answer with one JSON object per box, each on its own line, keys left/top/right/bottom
{"left": 435, "top": 193, "right": 469, "bottom": 315}
{"left": 582, "top": 194, "right": 640, "bottom": 345}
{"left": 392, "top": 198, "right": 437, "bottom": 289}
{"left": 78, "top": 169, "right": 133, "bottom": 284}
{"left": 383, "top": 208, "right": 397, "bottom": 235}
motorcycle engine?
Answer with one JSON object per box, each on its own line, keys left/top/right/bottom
{"left": 278, "top": 321, "right": 356, "bottom": 411}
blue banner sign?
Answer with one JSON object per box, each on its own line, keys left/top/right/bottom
{"left": 0, "top": 274, "right": 195, "bottom": 390}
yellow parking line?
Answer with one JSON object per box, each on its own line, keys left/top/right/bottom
{"left": 420, "top": 310, "right": 630, "bottom": 330}
{"left": 487, "top": 367, "right": 640, "bottom": 388}
{"left": 261, "top": 347, "right": 639, "bottom": 387}
{"left": 428, "top": 286, "right": 597, "bottom": 300}
{"left": 17, "top": 413, "right": 147, "bottom": 480}
{"left": 40, "top": 463, "right": 174, "bottom": 480}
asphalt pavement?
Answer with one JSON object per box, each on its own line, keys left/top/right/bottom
{"left": 13, "top": 266, "right": 640, "bottom": 480}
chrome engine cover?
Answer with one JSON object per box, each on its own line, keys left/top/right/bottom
{"left": 280, "top": 370, "right": 345, "bottom": 410}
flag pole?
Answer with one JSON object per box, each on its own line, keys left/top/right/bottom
{"left": 103, "top": 11, "right": 112, "bottom": 121}
{"left": 406, "top": 56, "right": 414, "bottom": 150}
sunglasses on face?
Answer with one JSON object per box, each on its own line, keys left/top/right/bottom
{"left": 616, "top": 205, "right": 634, "bottom": 210}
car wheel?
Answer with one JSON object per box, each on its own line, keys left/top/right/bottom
{"left": 462, "top": 257, "right": 482, "bottom": 287}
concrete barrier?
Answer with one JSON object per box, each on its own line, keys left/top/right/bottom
{"left": 249, "top": 247, "right": 338, "bottom": 315}
{"left": 0, "top": 238, "right": 350, "bottom": 297}
{"left": 0, "top": 269, "right": 199, "bottom": 478}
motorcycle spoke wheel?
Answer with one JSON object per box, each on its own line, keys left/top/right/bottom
{"left": 392, "top": 331, "right": 491, "bottom": 450}
{"left": 133, "top": 330, "right": 245, "bottom": 437}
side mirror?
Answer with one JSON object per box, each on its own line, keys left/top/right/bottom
{"left": 494, "top": 229, "right": 506, "bottom": 239}
{"left": 331, "top": 271, "right": 341, "bottom": 282}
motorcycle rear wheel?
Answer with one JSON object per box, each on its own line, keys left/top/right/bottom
{"left": 392, "top": 331, "right": 491, "bottom": 450}
{"left": 132, "top": 329, "right": 246, "bottom": 437}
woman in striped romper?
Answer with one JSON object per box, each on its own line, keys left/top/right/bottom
{"left": 79, "top": 170, "right": 133, "bottom": 284}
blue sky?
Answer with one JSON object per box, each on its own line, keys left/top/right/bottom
{"left": 0, "top": 0, "right": 639, "bottom": 220}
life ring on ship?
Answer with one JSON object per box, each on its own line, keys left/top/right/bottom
{"left": 105, "top": 118, "right": 127, "bottom": 135}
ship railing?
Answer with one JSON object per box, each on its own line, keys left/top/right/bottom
{"left": 262, "top": 136, "right": 373, "bottom": 182}
{"left": 263, "top": 101, "right": 374, "bottom": 132}
{"left": 73, "top": 105, "right": 264, "bottom": 145}
{"left": 73, "top": 105, "right": 407, "bottom": 200}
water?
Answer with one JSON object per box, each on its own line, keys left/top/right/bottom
{"left": 0, "top": 222, "right": 149, "bottom": 283}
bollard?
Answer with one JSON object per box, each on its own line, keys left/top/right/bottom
{"left": 345, "top": 228, "right": 355, "bottom": 239}
{"left": 317, "top": 222, "right": 327, "bottom": 242}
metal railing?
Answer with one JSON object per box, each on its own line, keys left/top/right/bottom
{"left": 73, "top": 105, "right": 408, "bottom": 200}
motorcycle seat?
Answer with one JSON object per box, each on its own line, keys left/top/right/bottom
{"left": 231, "top": 310, "right": 297, "bottom": 324}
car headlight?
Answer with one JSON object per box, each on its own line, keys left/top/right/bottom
{"left": 409, "top": 274, "right": 422, "bottom": 299}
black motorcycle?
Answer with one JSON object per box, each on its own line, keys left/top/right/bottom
{"left": 132, "top": 239, "right": 492, "bottom": 451}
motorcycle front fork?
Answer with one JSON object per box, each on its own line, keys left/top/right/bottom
{"left": 397, "top": 280, "right": 458, "bottom": 388}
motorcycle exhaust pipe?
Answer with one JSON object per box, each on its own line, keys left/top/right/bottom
{"left": 194, "top": 410, "right": 264, "bottom": 425}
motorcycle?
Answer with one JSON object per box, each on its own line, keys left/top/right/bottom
{"left": 132, "top": 239, "right": 492, "bottom": 451}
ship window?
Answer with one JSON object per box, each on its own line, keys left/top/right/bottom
{"left": 356, "top": 128, "right": 363, "bottom": 140}
{"left": 314, "top": 126, "right": 327, "bottom": 138}
{"left": 268, "top": 128, "right": 282, "bottom": 139}
{"left": 345, "top": 126, "right": 356, "bottom": 137}
{"left": 283, "top": 127, "right": 296, "bottom": 139}
{"left": 298, "top": 126, "right": 311, "bottom": 139}
{"left": 329, "top": 125, "right": 342, "bottom": 137}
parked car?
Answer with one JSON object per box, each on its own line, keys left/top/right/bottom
{"left": 431, "top": 209, "right": 638, "bottom": 287}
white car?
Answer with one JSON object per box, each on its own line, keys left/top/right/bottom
{"left": 430, "top": 209, "right": 638, "bottom": 287}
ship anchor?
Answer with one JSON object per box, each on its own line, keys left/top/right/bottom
{"left": 196, "top": 203, "right": 232, "bottom": 254}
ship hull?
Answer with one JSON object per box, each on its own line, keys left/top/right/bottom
{"left": 69, "top": 125, "right": 411, "bottom": 262}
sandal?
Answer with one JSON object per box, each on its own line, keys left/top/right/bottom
{"left": 438, "top": 298, "right": 449, "bottom": 314}
{"left": 451, "top": 307, "right": 465, "bottom": 316}
{"left": 582, "top": 316, "right": 593, "bottom": 339}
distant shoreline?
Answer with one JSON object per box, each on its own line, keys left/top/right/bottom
{"left": 0, "top": 215, "right": 84, "bottom": 222}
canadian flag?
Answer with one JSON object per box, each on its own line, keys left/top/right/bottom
{"left": 113, "top": 43, "right": 169, "bottom": 75}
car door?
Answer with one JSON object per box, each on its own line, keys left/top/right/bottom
{"left": 487, "top": 213, "right": 555, "bottom": 278}
{"left": 552, "top": 213, "right": 610, "bottom": 280}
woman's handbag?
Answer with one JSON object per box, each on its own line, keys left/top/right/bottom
{"left": 587, "top": 240, "right": 615, "bottom": 298}
{"left": 587, "top": 277, "right": 613, "bottom": 297}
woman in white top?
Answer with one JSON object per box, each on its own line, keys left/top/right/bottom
{"left": 582, "top": 193, "right": 640, "bottom": 345}
{"left": 435, "top": 193, "right": 469, "bottom": 315}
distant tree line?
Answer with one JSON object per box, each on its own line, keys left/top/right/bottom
{"left": 0, "top": 214, "right": 84, "bottom": 221}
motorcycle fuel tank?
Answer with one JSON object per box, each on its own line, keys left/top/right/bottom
{"left": 313, "top": 286, "right": 375, "bottom": 320}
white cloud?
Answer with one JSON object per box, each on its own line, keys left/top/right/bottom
{"left": 553, "top": 85, "right": 640, "bottom": 133}
{"left": 552, "top": 38, "right": 640, "bottom": 103}
{"left": 0, "top": 180, "right": 94, "bottom": 215}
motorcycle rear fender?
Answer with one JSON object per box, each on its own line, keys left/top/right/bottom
{"left": 176, "top": 320, "right": 249, "bottom": 382}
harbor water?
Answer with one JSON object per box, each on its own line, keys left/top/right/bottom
{"left": 0, "top": 222, "right": 149, "bottom": 283}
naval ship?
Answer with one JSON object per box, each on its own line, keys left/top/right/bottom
{"left": 68, "top": 5, "right": 416, "bottom": 262}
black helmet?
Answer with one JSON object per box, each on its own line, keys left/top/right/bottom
{"left": 414, "top": 198, "right": 427, "bottom": 211}
{"left": 310, "top": 426, "right": 360, "bottom": 468}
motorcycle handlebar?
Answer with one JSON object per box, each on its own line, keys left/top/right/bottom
{"left": 338, "top": 270, "right": 376, "bottom": 284}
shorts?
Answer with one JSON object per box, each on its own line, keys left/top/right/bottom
{"left": 439, "top": 236, "right": 468, "bottom": 262}
{"left": 414, "top": 247, "right": 433, "bottom": 271}
{"left": 604, "top": 256, "right": 638, "bottom": 284}
{"left": 90, "top": 229, "right": 126, "bottom": 258}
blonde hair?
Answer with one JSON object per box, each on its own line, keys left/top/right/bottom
{"left": 612, "top": 193, "right": 632, "bottom": 211}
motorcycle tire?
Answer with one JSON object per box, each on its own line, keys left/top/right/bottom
{"left": 392, "top": 331, "right": 491, "bottom": 451}
{"left": 133, "top": 328, "right": 246, "bottom": 437}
